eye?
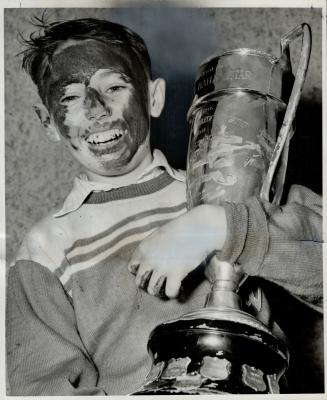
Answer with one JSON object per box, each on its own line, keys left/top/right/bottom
{"left": 105, "top": 85, "right": 126, "bottom": 93}
{"left": 59, "top": 95, "right": 81, "bottom": 104}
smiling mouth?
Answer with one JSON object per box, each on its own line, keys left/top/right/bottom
{"left": 86, "top": 129, "right": 127, "bottom": 145}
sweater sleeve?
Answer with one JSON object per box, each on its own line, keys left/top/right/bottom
{"left": 220, "top": 185, "right": 323, "bottom": 312}
{"left": 6, "top": 260, "right": 107, "bottom": 395}
{"left": 6, "top": 214, "right": 108, "bottom": 396}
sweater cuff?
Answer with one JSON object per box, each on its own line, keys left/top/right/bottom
{"left": 220, "top": 198, "right": 269, "bottom": 276}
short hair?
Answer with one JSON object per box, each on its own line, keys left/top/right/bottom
{"left": 20, "top": 16, "right": 152, "bottom": 104}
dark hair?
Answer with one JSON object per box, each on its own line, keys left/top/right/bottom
{"left": 20, "top": 15, "right": 152, "bottom": 103}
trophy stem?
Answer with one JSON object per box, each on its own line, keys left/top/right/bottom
{"left": 205, "top": 286, "right": 242, "bottom": 309}
{"left": 204, "top": 255, "right": 243, "bottom": 310}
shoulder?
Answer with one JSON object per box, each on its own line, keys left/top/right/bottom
{"left": 13, "top": 214, "right": 68, "bottom": 271}
{"left": 287, "top": 184, "right": 322, "bottom": 209}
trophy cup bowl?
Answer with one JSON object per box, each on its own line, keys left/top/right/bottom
{"left": 133, "top": 23, "right": 311, "bottom": 395}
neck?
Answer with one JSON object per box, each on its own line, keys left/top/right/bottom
{"left": 85, "top": 148, "right": 153, "bottom": 185}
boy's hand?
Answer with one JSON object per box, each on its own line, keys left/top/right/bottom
{"left": 128, "top": 204, "right": 227, "bottom": 299}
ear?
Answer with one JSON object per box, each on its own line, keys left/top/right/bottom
{"left": 149, "top": 78, "right": 166, "bottom": 118}
{"left": 33, "top": 103, "right": 61, "bottom": 142}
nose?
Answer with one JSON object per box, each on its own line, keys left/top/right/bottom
{"left": 85, "top": 87, "right": 110, "bottom": 120}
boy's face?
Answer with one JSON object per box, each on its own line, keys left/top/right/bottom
{"left": 41, "top": 39, "right": 152, "bottom": 176}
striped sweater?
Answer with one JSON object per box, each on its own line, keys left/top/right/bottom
{"left": 6, "top": 171, "right": 323, "bottom": 395}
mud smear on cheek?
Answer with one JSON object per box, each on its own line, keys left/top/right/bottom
{"left": 124, "top": 93, "right": 150, "bottom": 149}
{"left": 68, "top": 127, "right": 86, "bottom": 152}
{"left": 50, "top": 101, "right": 71, "bottom": 140}
{"left": 53, "top": 104, "right": 87, "bottom": 153}
{"left": 131, "top": 74, "right": 149, "bottom": 129}
{"left": 134, "top": 77, "right": 149, "bottom": 114}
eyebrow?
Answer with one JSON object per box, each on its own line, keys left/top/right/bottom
{"left": 49, "top": 71, "right": 132, "bottom": 91}
{"left": 95, "top": 70, "right": 132, "bottom": 83}
{"left": 48, "top": 77, "right": 87, "bottom": 94}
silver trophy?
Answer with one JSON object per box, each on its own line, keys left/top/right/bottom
{"left": 135, "top": 23, "right": 311, "bottom": 395}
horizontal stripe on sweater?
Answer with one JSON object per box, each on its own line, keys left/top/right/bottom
{"left": 56, "top": 202, "right": 187, "bottom": 288}
{"left": 60, "top": 219, "right": 168, "bottom": 286}
{"left": 64, "top": 202, "right": 186, "bottom": 256}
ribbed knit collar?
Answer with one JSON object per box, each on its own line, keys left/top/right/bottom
{"left": 53, "top": 150, "right": 185, "bottom": 218}
{"left": 85, "top": 172, "right": 174, "bottom": 204}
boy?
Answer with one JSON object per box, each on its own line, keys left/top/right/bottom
{"left": 6, "top": 18, "right": 322, "bottom": 395}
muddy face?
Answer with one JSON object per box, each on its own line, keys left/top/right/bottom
{"left": 43, "top": 39, "right": 151, "bottom": 176}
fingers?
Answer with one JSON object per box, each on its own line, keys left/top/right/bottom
{"left": 143, "top": 267, "right": 182, "bottom": 299}
{"left": 128, "top": 251, "right": 182, "bottom": 299}
{"left": 129, "top": 263, "right": 180, "bottom": 299}
{"left": 135, "top": 267, "right": 152, "bottom": 289}
{"left": 165, "top": 275, "right": 182, "bottom": 299}
{"left": 147, "top": 272, "right": 166, "bottom": 297}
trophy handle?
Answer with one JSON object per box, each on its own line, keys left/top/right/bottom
{"left": 260, "top": 23, "right": 312, "bottom": 205}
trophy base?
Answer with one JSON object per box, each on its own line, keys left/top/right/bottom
{"left": 134, "top": 308, "right": 288, "bottom": 395}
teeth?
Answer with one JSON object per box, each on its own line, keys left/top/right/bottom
{"left": 87, "top": 129, "right": 126, "bottom": 145}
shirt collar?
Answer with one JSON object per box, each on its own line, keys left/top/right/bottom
{"left": 53, "top": 149, "right": 185, "bottom": 218}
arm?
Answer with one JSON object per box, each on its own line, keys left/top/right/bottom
{"left": 7, "top": 221, "right": 107, "bottom": 395}
{"left": 128, "top": 185, "right": 322, "bottom": 310}
{"left": 222, "top": 185, "right": 323, "bottom": 311}
{"left": 6, "top": 261, "right": 106, "bottom": 396}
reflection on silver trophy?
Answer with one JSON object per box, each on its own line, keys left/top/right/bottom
{"left": 135, "top": 23, "right": 311, "bottom": 394}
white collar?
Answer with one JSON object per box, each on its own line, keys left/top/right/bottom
{"left": 53, "top": 149, "right": 185, "bottom": 218}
